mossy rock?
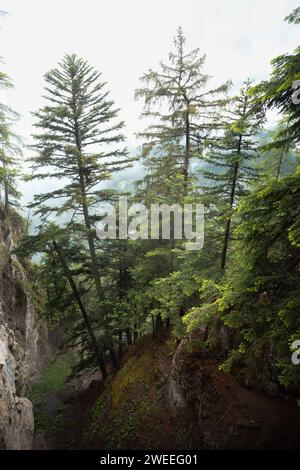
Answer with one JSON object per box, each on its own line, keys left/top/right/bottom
{"left": 84, "top": 334, "right": 187, "bottom": 450}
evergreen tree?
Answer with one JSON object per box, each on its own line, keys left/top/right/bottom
{"left": 219, "top": 171, "right": 300, "bottom": 388}
{"left": 129, "top": 29, "right": 230, "bottom": 330}
{"left": 28, "top": 54, "right": 133, "bottom": 365}
{"left": 135, "top": 27, "right": 231, "bottom": 194}
{"left": 285, "top": 6, "right": 300, "bottom": 25}
{"left": 201, "top": 79, "right": 265, "bottom": 269}
{"left": 259, "top": 120, "right": 300, "bottom": 180}
{"left": 252, "top": 10, "right": 300, "bottom": 148}
{"left": 17, "top": 223, "right": 108, "bottom": 378}
{"left": 184, "top": 10, "right": 300, "bottom": 389}
{"left": 0, "top": 71, "right": 21, "bottom": 211}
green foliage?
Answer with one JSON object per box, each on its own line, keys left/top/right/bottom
{"left": 252, "top": 25, "right": 300, "bottom": 149}
{"left": 285, "top": 7, "right": 300, "bottom": 24}
{"left": 258, "top": 121, "right": 300, "bottom": 180}
{"left": 135, "top": 27, "right": 230, "bottom": 192}
{"left": 28, "top": 53, "right": 131, "bottom": 219}
{"left": 8, "top": 16, "right": 300, "bottom": 399}
{"left": 26, "top": 54, "right": 136, "bottom": 370}
{"left": 201, "top": 79, "right": 265, "bottom": 269}
{"left": 84, "top": 336, "right": 184, "bottom": 450}
{"left": 29, "top": 354, "right": 73, "bottom": 431}
{"left": 186, "top": 170, "right": 300, "bottom": 387}
{"left": 0, "top": 67, "right": 21, "bottom": 211}
{"left": 183, "top": 280, "right": 221, "bottom": 332}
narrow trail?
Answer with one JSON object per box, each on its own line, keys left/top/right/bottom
{"left": 30, "top": 354, "right": 113, "bottom": 450}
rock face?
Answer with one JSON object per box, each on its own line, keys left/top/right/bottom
{"left": 0, "top": 325, "right": 34, "bottom": 449}
{"left": 0, "top": 211, "right": 43, "bottom": 449}
{"left": 168, "top": 337, "right": 300, "bottom": 449}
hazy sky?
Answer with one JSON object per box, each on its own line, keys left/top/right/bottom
{"left": 0, "top": 0, "right": 299, "bottom": 204}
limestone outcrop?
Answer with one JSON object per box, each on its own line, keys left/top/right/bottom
{"left": 0, "top": 211, "right": 44, "bottom": 449}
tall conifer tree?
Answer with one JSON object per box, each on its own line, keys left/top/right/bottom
{"left": 0, "top": 71, "right": 21, "bottom": 212}
{"left": 202, "top": 80, "right": 265, "bottom": 269}
{"left": 29, "top": 54, "right": 133, "bottom": 364}
{"left": 135, "top": 27, "right": 231, "bottom": 195}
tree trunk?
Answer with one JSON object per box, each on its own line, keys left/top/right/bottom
{"left": 221, "top": 135, "right": 242, "bottom": 271}
{"left": 109, "top": 342, "right": 118, "bottom": 368}
{"left": 221, "top": 217, "right": 232, "bottom": 270}
{"left": 4, "top": 183, "right": 9, "bottom": 213}
{"left": 155, "top": 314, "right": 163, "bottom": 332}
{"left": 52, "top": 240, "right": 107, "bottom": 380}
{"left": 3, "top": 162, "right": 9, "bottom": 213}
{"left": 77, "top": 154, "right": 104, "bottom": 306}
{"left": 72, "top": 87, "right": 104, "bottom": 307}
{"left": 125, "top": 328, "right": 133, "bottom": 346}
{"left": 72, "top": 94, "right": 117, "bottom": 367}
{"left": 118, "top": 330, "right": 123, "bottom": 356}
{"left": 276, "top": 145, "right": 285, "bottom": 181}
{"left": 134, "top": 323, "right": 139, "bottom": 342}
{"left": 77, "top": 157, "right": 118, "bottom": 367}
{"left": 183, "top": 103, "right": 190, "bottom": 194}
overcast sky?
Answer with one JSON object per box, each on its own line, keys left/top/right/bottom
{"left": 0, "top": 0, "right": 299, "bottom": 205}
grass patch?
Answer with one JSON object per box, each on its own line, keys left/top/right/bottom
{"left": 29, "top": 353, "right": 73, "bottom": 431}
{"left": 84, "top": 340, "right": 174, "bottom": 449}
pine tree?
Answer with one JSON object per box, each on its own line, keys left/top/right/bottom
{"left": 183, "top": 168, "right": 300, "bottom": 388}
{"left": 183, "top": 10, "right": 300, "bottom": 388}
{"left": 126, "top": 30, "right": 231, "bottom": 332}
{"left": 28, "top": 54, "right": 133, "bottom": 365}
{"left": 259, "top": 120, "right": 300, "bottom": 180}
{"left": 135, "top": 27, "right": 231, "bottom": 195}
{"left": 252, "top": 10, "right": 300, "bottom": 148}
{"left": 285, "top": 7, "right": 300, "bottom": 25}
{"left": 201, "top": 79, "right": 265, "bottom": 270}
{"left": 0, "top": 71, "right": 21, "bottom": 212}
{"left": 218, "top": 171, "right": 300, "bottom": 388}
{"left": 17, "top": 224, "right": 108, "bottom": 378}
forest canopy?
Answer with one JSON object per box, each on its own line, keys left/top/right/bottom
{"left": 1, "top": 5, "right": 300, "bottom": 396}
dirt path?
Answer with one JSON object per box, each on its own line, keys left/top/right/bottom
{"left": 30, "top": 354, "right": 113, "bottom": 450}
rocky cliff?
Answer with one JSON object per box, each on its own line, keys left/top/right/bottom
{"left": 168, "top": 336, "right": 300, "bottom": 448}
{"left": 78, "top": 330, "right": 300, "bottom": 450}
{"left": 0, "top": 209, "right": 44, "bottom": 449}
{"left": 26, "top": 327, "right": 300, "bottom": 449}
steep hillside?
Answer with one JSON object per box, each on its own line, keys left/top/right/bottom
{"left": 0, "top": 209, "right": 47, "bottom": 449}
{"left": 38, "top": 329, "right": 300, "bottom": 450}
{"left": 84, "top": 332, "right": 300, "bottom": 449}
